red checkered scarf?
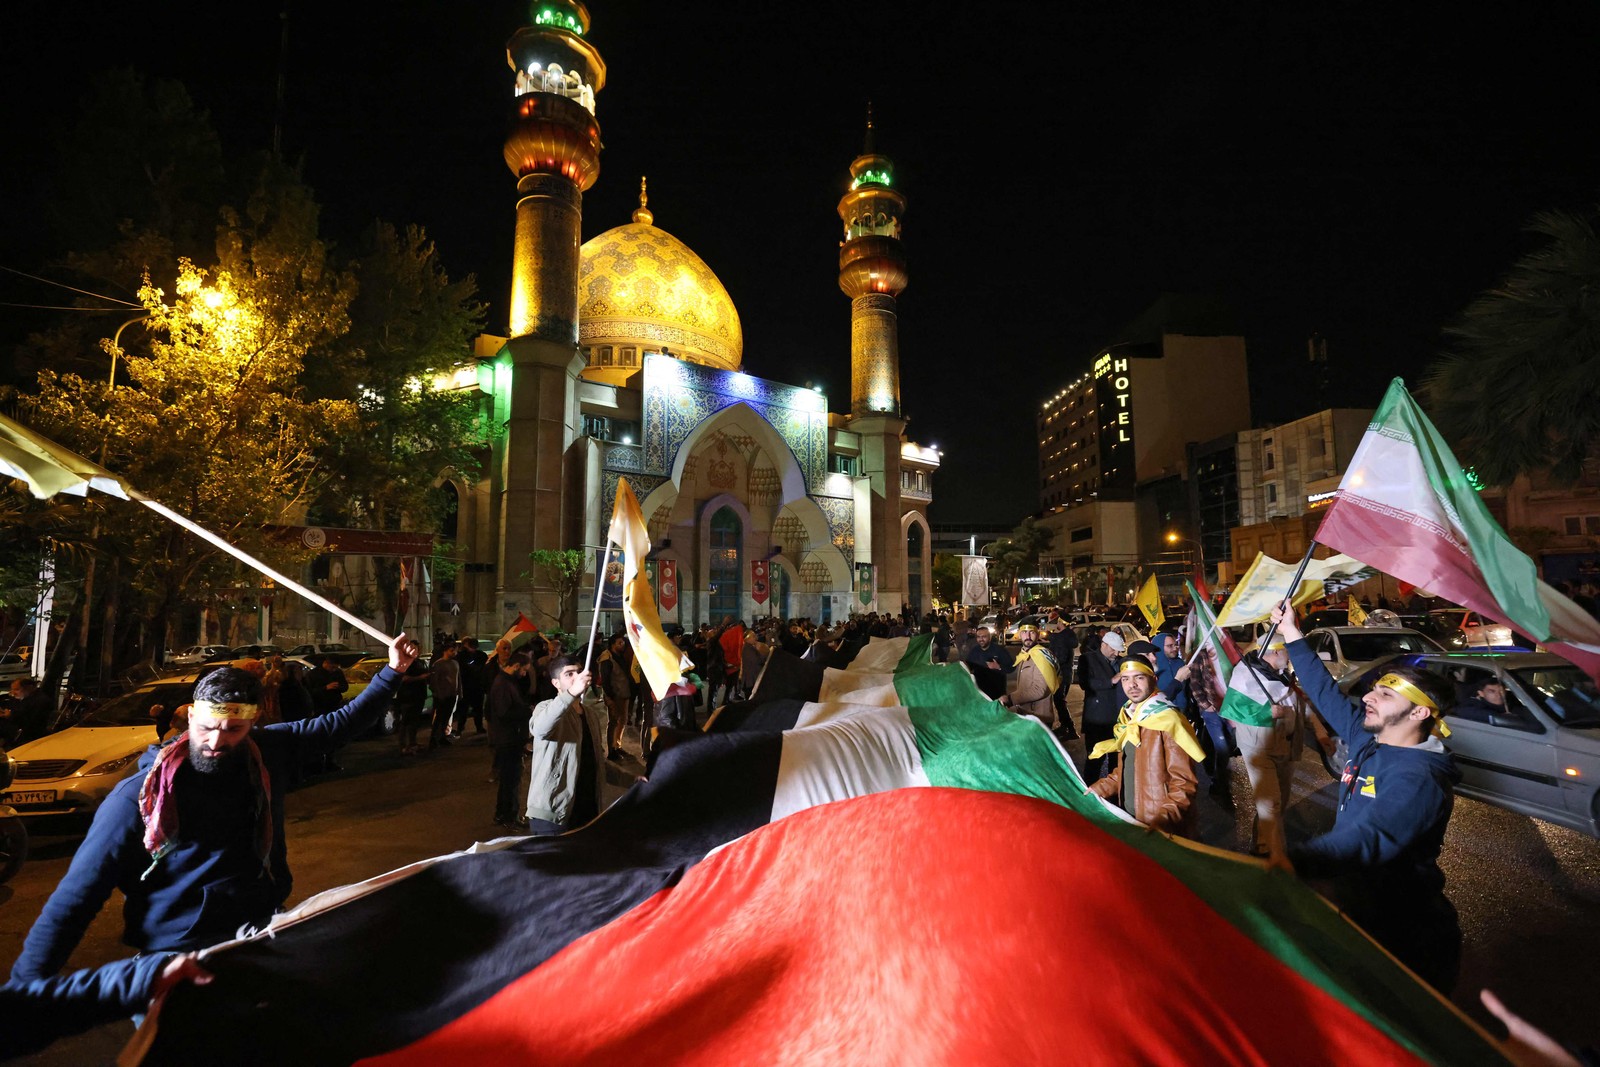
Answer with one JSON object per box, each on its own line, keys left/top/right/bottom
{"left": 138, "top": 732, "right": 273, "bottom": 880}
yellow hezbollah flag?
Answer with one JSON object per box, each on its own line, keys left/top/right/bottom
{"left": 1347, "top": 595, "right": 1369, "bottom": 627}
{"left": 608, "top": 478, "right": 694, "bottom": 697}
{"left": 1216, "top": 552, "right": 1374, "bottom": 627}
{"left": 1136, "top": 574, "right": 1165, "bottom": 632}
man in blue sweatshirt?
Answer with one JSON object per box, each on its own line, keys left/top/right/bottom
{"left": 8, "top": 634, "right": 418, "bottom": 984}
{"left": 1269, "top": 603, "right": 1461, "bottom": 992}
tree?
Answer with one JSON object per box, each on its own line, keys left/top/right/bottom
{"left": 527, "top": 549, "right": 586, "bottom": 632}
{"left": 930, "top": 552, "right": 962, "bottom": 605}
{"left": 1423, "top": 205, "right": 1600, "bottom": 486}
{"left": 982, "top": 517, "right": 1054, "bottom": 605}
{"left": 307, "top": 222, "right": 487, "bottom": 632}
{"left": 23, "top": 160, "right": 358, "bottom": 669}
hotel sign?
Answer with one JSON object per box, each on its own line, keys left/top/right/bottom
{"left": 1094, "top": 353, "right": 1135, "bottom": 490}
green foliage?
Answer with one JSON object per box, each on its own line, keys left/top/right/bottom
{"left": 930, "top": 552, "right": 962, "bottom": 604}
{"left": 982, "top": 516, "right": 1054, "bottom": 597}
{"left": 310, "top": 221, "right": 487, "bottom": 533}
{"left": 527, "top": 548, "right": 586, "bottom": 630}
{"left": 1423, "top": 205, "right": 1600, "bottom": 485}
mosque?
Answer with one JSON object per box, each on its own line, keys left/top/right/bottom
{"left": 427, "top": 1, "right": 940, "bottom": 638}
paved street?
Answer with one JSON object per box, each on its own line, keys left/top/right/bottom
{"left": 3, "top": 685, "right": 1598, "bottom": 1063}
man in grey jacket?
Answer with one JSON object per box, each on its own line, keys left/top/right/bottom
{"left": 525, "top": 655, "right": 608, "bottom": 835}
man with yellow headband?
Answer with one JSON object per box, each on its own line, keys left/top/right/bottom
{"left": 9, "top": 634, "right": 419, "bottom": 985}
{"left": 999, "top": 624, "right": 1060, "bottom": 729}
{"left": 1269, "top": 602, "right": 1462, "bottom": 992}
{"left": 1086, "top": 655, "right": 1204, "bottom": 837}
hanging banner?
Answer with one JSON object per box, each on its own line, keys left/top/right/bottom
{"left": 959, "top": 555, "right": 990, "bottom": 606}
{"left": 397, "top": 557, "right": 415, "bottom": 619}
{"left": 856, "top": 562, "right": 875, "bottom": 606}
{"left": 751, "top": 559, "right": 770, "bottom": 605}
{"left": 598, "top": 548, "right": 626, "bottom": 610}
{"left": 658, "top": 559, "right": 678, "bottom": 613}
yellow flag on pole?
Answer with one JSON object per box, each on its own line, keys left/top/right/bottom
{"left": 1136, "top": 573, "right": 1165, "bottom": 632}
{"left": 608, "top": 478, "right": 695, "bottom": 697}
{"left": 1347, "top": 595, "right": 1369, "bottom": 627}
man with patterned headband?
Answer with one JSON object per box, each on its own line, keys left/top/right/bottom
{"left": 999, "top": 623, "right": 1060, "bottom": 729}
{"left": 1269, "top": 602, "right": 1462, "bottom": 992}
{"left": 1086, "top": 656, "right": 1204, "bottom": 837}
{"left": 9, "top": 634, "right": 419, "bottom": 984}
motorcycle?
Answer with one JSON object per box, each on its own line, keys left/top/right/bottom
{"left": 0, "top": 753, "right": 27, "bottom": 884}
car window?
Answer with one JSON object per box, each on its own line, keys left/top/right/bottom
{"left": 79, "top": 683, "right": 193, "bottom": 727}
{"left": 1512, "top": 666, "right": 1600, "bottom": 728}
{"left": 1435, "top": 664, "right": 1542, "bottom": 733}
{"left": 1337, "top": 632, "right": 1437, "bottom": 662}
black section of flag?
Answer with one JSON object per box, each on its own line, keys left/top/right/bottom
{"left": 142, "top": 731, "right": 784, "bottom": 1066}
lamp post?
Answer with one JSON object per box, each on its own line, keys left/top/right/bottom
{"left": 1164, "top": 532, "right": 1202, "bottom": 579}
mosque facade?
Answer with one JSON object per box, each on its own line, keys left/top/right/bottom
{"left": 432, "top": 1, "right": 938, "bottom": 638}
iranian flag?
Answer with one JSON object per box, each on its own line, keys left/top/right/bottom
{"left": 1184, "top": 579, "right": 1238, "bottom": 714}
{"left": 1316, "top": 379, "right": 1600, "bottom": 680}
{"left": 133, "top": 636, "right": 1494, "bottom": 1066}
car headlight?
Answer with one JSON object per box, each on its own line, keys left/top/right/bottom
{"left": 85, "top": 752, "right": 142, "bottom": 776}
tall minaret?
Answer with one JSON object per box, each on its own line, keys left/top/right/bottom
{"left": 838, "top": 109, "right": 908, "bottom": 612}
{"left": 837, "top": 107, "right": 907, "bottom": 417}
{"left": 495, "top": 1, "right": 606, "bottom": 624}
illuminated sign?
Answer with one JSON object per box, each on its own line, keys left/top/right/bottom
{"left": 1094, "top": 354, "right": 1135, "bottom": 490}
{"left": 1306, "top": 490, "right": 1338, "bottom": 509}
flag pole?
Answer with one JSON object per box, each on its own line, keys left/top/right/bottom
{"left": 584, "top": 540, "right": 615, "bottom": 674}
{"left": 132, "top": 494, "right": 394, "bottom": 647}
{"left": 1256, "top": 540, "right": 1320, "bottom": 652}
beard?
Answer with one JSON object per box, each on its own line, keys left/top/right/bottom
{"left": 189, "top": 734, "right": 247, "bottom": 774}
{"left": 1360, "top": 703, "right": 1410, "bottom": 736}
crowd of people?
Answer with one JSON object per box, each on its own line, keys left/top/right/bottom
{"left": 2, "top": 602, "right": 1588, "bottom": 1063}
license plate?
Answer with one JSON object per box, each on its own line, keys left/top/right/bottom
{"left": 6, "top": 791, "right": 55, "bottom": 805}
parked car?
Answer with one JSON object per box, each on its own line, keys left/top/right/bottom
{"left": 1418, "top": 608, "right": 1520, "bottom": 651}
{"left": 0, "top": 676, "right": 185, "bottom": 824}
{"left": 1301, "top": 626, "right": 1443, "bottom": 681}
{"left": 167, "top": 644, "right": 231, "bottom": 667}
{"left": 977, "top": 614, "right": 1003, "bottom": 636}
{"left": 1306, "top": 651, "right": 1600, "bottom": 838}
{"left": 0, "top": 648, "right": 32, "bottom": 685}
{"left": 285, "top": 644, "right": 368, "bottom": 667}
{"left": 1002, "top": 614, "right": 1049, "bottom": 643}
{"left": 230, "top": 643, "right": 286, "bottom": 660}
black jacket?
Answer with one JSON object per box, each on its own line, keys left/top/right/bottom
{"left": 1080, "top": 650, "right": 1123, "bottom": 725}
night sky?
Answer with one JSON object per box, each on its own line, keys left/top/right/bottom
{"left": 4, "top": 2, "right": 1598, "bottom": 522}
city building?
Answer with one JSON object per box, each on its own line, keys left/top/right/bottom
{"left": 1034, "top": 295, "right": 1250, "bottom": 588}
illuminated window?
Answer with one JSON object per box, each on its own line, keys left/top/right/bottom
{"left": 599, "top": 345, "right": 614, "bottom": 366}
{"left": 620, "top": 346, "right": 637, "bottom": 367}
{"left": 709, "top": 507, "right": 742, "bottom": 619}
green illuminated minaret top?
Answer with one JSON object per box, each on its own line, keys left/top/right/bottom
{"left": 837, "top": 105, "right": 908, "bottom": 417}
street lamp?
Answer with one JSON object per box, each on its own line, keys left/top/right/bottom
{"left": 1164, "top": 532, "right": 1202, "bottom": 576}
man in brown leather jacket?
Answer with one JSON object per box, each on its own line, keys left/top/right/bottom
{"left": 1087, "top": 657, "right": 1205, "bottom": 837}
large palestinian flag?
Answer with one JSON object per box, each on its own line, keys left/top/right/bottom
{"left": 129, "top": 637, "right": 1497, "bottom": 1066}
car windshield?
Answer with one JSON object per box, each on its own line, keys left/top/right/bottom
{"left": 78, "top": 683, "right": 193, "bottom": 727}
{"left": 1512, "top": 666, "right": 1600, "bottom": 728}
{"left": 1338, "top": 632, "right": 1438, "bottom": 661}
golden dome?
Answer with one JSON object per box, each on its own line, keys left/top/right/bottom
{"left": 578, "top": 200, "right": 742, "bottom": 371}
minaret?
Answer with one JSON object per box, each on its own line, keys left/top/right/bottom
{"left": 837, "top": 109, "right": 909, "bottom": 612}
{"left": 837, "top": 106, "right": 907, "bottom": 416}
{"left": 495, "top": 1, "right": 606, "bottom": 625}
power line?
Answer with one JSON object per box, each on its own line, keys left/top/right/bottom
{"left": 0, "top": 264, "right": 140, "bottom": 308}
{"left": 0, "top": 302, "right": 127, "bottom": 312}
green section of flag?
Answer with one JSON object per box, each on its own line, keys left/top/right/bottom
{"left": 1219, "top": 679, "right": 1276, "bottom": 727}
{"left": 1374, "top": 377, "right": 1550, "bottom": 640}
{"left": 877, "top": 631, "right": 1495, "bottom": 1066}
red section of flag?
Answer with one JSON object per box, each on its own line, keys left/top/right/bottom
{"left": 750, "top": 559, "right": 769, "bottom": 605}
{"left": 1397, "top": 580, "right": 1416, "bottom": 600}
{"left": 658, "top": 560, "right": 678, "bottom": 613}
{"left": 506, "top": 613, "right": 539, "bottom": 634}
{"left": 364, "top": 789, "right": 1428, "bottom": 1067}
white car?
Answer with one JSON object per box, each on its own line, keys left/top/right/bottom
{"left": 1, "top": 676, "right": 196, "bottom": 823}
{"left": 168, "top": 644, "right": 230, "bottom": 667}
{"left": 1301, "top": 626, "right": 1443, "bottom": 681}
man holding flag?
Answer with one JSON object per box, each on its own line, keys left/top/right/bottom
{"left": 1270, "top": 602, "right": 1462, "bottom": 992}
